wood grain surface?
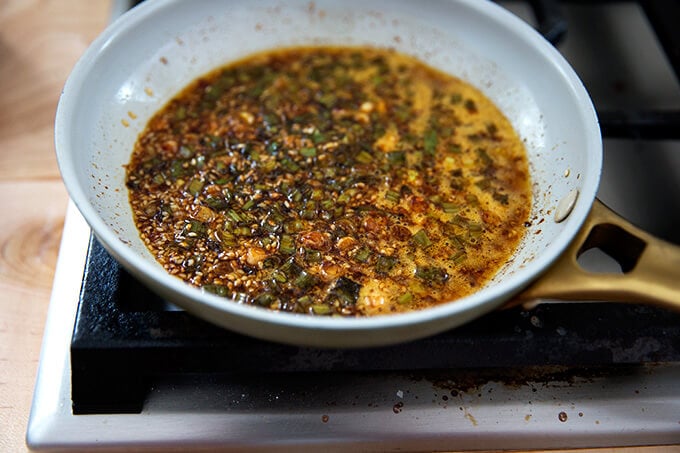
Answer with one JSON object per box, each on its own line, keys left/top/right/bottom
{"left": 0, "top": 1, "right": 677, "bottom": 452}
{"left": 0, "top": 1, "right": 108, "bottom": 451}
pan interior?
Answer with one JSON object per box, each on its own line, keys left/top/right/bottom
{"left": 56, "top": 0, "right": 600, "bottom": 338}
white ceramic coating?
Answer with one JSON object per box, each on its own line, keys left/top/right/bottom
{"left": 55, "top": 0, "right": 601, "bottom": 348}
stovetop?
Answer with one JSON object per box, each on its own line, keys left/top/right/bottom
{"left": 71, "top": 235, "right": 680, "bottom": 416}
{"left": 27, "top": 0, "right": 680, "bottom": 451}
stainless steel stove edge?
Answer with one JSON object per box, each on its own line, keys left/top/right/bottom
{"left": 25, "top": 204, "right": 680, "bottom": 451}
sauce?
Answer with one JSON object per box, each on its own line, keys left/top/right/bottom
{"left": 126, "top": 47, "right": 531, "bottom": 316}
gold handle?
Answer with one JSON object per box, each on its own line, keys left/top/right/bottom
{"left": 511, "top": 199, "right": 680, "bottom": 311}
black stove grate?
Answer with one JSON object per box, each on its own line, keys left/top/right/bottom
{"left": 71, "top": 0, "right": 680, "bottom": 415}
{"left": 71, "top": 237, "right": 680, "bottom": 414}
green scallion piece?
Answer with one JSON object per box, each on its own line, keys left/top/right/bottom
{"left": 271, "top": 270, "right": 288, "bottom": 283}
{"left": 311, "top": 304, "right": 332, "bottom": 315}
{"left": 450, "top": 250, "right": 467, "bottom": 264}
{"left": 412, "top": 229, "right": 432, "bottom": 248}
{"left": 242, "top": 199, "right": 256, "bottom": 210}
{"left": 414, "top": 266, "right": 448, "bottom": 284}
{"left": 234, "top": 226, "right": 252, "bottom": 237}
{"left": 218, "top": 230, "right": 237, "bottom": 247}
{"left": 279, "top": 234, "right": 296, "bottom": 255}
{"left": 204, "top": 196, "right": 229, "bottom": 211}
{"left": 337, "top": 188, "right": 357, "bottom": 204}
{"left": 300, "top": 147, "right": 317, "bottom": 158}
{"left": 312, "top": 130, "right": 326, "bottom": 144}
{"left": 424, "top": 129, "right": 438, "bottom": 155}
{"left": 468, "top": 223, "right": 484, "bottom": 238}
{"left": 266, "top": 141, "right": 280, "bottom": 154}
{"left": 227, "top": 209, "right": 242, "bottom": 223}
{"left": 468, "top": 222, "right": 483, "bottom": 232}
{"left": 450, "top": 234, "right": 466, "bottom": 249}
{"left": 194, "top": 155, "right": 206, "bottom": 169}
{"left": 305, "top": 248, "right": 322, "bottom": 263}
{"left": 450, "top": 214, "right": 469, "bottom": 227}
{"left": 465, "top": 194, "right": 479, "bottom": 206}
{"left": 475, "top": 179, "right": 491, "bottom": 190}
{"left": 294, "top": 270, "right": 318, "bottom": 289}
{"left": 169, "top": 160, "right": 187, "bottom": 179}
{"left": 280, "top": 259, "right": 303, "bottom": 278}
{"left": 301, "top": 206, "right": 317, "bottom": 220}
{"left": 284, "top": 219, "right": 305, "bottom": 233}
{"left": 376, "top": 255, "right": 398, "bottom": 274}
{"left": 281, "top": 158, "right": 300, "bottom": 172}
{"left": 355, "top": 150, "right": 373, "bottom": 164}
{"left": 476, "top": 147, "right": 493, "bottom": 166}
{"left": 187, "top": 179, "right": 204, "bottom": 197}
{"left": 310, "top": 188, "right": 324, "bottom": 200}
{"left": 185, "top": 220, "right": 207, "bottom": 237}
{"left": 386, "top": 151, "right": 406, "bottom": 165}
{"left": 385, "top": 190, "right": 401, "bottom": 203}
{"left": 353, "top": 247, "right": 372, "bottom": 263}
{"left": 297, "top": 295, "right": 313, "bottom": 306}
{"left": 493, "top": 192, "right": 509, "bottom": 205}
{"left": 397, "top": 292, "right": 413, "bottom": 305}
{"left": 429, "top": 194, "right": 442, "bottom": 204}
{"left": 442, "top": 202, "right": 460, "bottom": 214}
{"left": 254, "top": 292, "right": 276, "bottom": 307}
{"left": 203, "top": 284, "right": 229, "bottom": 297}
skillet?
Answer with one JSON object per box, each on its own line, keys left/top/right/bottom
{"left": 55, "top": 0, "right": 680, "bottom": 347}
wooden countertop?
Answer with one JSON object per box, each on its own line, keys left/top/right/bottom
{"left": 0, "top": 1, "right": 676, "bottom": 452}
{"left": 0, "top": 1, "right": 108, "bottom": 451}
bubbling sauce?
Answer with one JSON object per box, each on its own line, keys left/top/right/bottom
{"left": 126, "top": 47, "right": 531, "bottom": 316}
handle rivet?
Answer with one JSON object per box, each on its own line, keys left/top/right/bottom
{"left": 554, "top": 189, "right": 579, "bottom": 223}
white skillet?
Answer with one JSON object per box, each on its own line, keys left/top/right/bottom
{"left": 56, "top": 0, "right": 605, "bottom": 347}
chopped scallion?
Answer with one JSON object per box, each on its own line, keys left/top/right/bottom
{"left": 442, "top": 202, "right": 460, "bottom": 214}
{"left": 386, "top": 151, "right": 406, "bottom": 165}
{"left": 227, "top": 209, "right": 242, "bottom": 223}
{"left": 355, "top": 150, "right": 373, "bottom": 164}
{"left": 305, "top": 248, "right": 322, "bottom": 263}
{"left": 187, "top": 179, "right": 204, "bottom": 196}
{"left": 279, "top": 234, "right": 296, "bottom": 255}
{"left": 254, "top": 292, "right": 276, "bottom": 307}
{"left": 203, "top": 284, "right": 229, "bottom": 297}
{"left": 414, "top": 266, "right": 448, "bottom": 284}
{"left": 424, "top": 129, "right": 438, "bottom": 155}
{"left": 294, "top": 270, "right": 318, "bottom": 289}
{"left": 412, "top": 229, "right": 432, "bottom": 248}
{"left": 376, "top": 255, "right": 398, "bottom": 274}
{"left": 450, "top": 250, "right": 467, "bottom": 264}
{"left": 311, "top": 304, "right": 331, "bottom": 315}
{"left": 300, "top": 147, "right": 317, "bottom": 158}
{"left": 353, "top": 247, "right": 372, "bottom": 263}
{"left": 297, "top": 295, "right": 313, "bottom": 306}
{"left": 397, "top": 292, "right": 413, "bottom": 305}
{"left": 385, "top": 190, "right": 401, "bottom": 203}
